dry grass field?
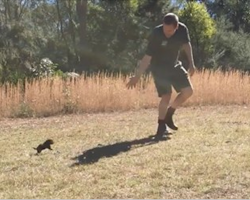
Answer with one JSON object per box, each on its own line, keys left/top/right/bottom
{"left": 0, "top": 106, "right": 250, "bottom": 198}
{"left": 1, "top": 69, "right": 250, "bottom": 118}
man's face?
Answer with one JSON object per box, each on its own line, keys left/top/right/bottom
{"left": 163, "top": 24, "right": 178, "bottom": 38}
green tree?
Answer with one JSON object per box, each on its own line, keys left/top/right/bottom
{"left": 208, "top": 18, "right": 250, "bottom": 71}
{"left": 178, "top": 2, "right": 216, "bottom": 67}
{"left": 0, "top": 0, "right": 49, "bottom": 83}
{"left": 206, "top": 0, "right": 250, "bottom": 33}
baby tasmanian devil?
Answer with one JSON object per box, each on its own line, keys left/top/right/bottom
{"left": 34, "top": 139, "right": 54, "bottom": 154}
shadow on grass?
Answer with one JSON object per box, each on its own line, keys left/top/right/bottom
{"left": 71, "top": 133, "right": 171, "bottom": 166}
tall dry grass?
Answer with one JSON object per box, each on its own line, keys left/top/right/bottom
{"left": 1, "top": 70, "right": 250, "bottom": 118}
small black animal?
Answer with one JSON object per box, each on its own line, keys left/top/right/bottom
{"left": 34, "top": 139, "right": 54, "bottom": 154}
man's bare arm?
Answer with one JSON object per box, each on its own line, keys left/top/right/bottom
{"left": 126, "top": 55, "right": 151, "bottom": 89}
{"left": 182, "top": 42, "right": 195, "bottom": 76}
{"left": 134, "top": 55, "right": 152, "bottom": 78}
{"left": 182, "top": 42, "right": 194, "bottom": 66}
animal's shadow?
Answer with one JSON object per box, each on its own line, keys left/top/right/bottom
{"left": 71, "top": 133, "right": 171, "bottom": 166}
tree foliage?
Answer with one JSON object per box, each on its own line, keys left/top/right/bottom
{"left": 178, "top": 2, "right": 216, "bottom": 67}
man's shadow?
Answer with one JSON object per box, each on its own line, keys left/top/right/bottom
{"left": 71, "top": 133, "right": 171, "bottom": 166}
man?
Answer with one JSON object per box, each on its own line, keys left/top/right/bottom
{"left": 126, "top": 13, "right": 195, "bottom": 138}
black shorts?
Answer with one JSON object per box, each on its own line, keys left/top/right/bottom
{"left": 152, "top": 65, "right": 191, "bottom": 97}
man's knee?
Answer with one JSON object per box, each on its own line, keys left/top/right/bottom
{"left": 181, "top": 86, "right": 193, "bottom": 98}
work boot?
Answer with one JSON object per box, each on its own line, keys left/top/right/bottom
{"left": 165, "top": 107, "right": 178, "bottom": 130}
{"left": 155, "top": 120, "right": 168, "bottom": 138}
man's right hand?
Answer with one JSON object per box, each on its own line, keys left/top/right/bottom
{"left": 126, "top": 55, "right": 151, "bottom": 89}
{"left": 126, "top": 76, "right": 139, "bottom": 89}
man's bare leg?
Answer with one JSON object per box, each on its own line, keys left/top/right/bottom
{"left": 165, "top": 86, "right": 193, "bottom": 130}
{"left": 156, "top": 93, "right": 171, "bottom": 136}
{"left": 159, "top": 93, "right": 172, "bottom": 119}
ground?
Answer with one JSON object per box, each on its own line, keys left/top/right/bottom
{"left": 0, "top": 106, "right": 250, "bottom": 198}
